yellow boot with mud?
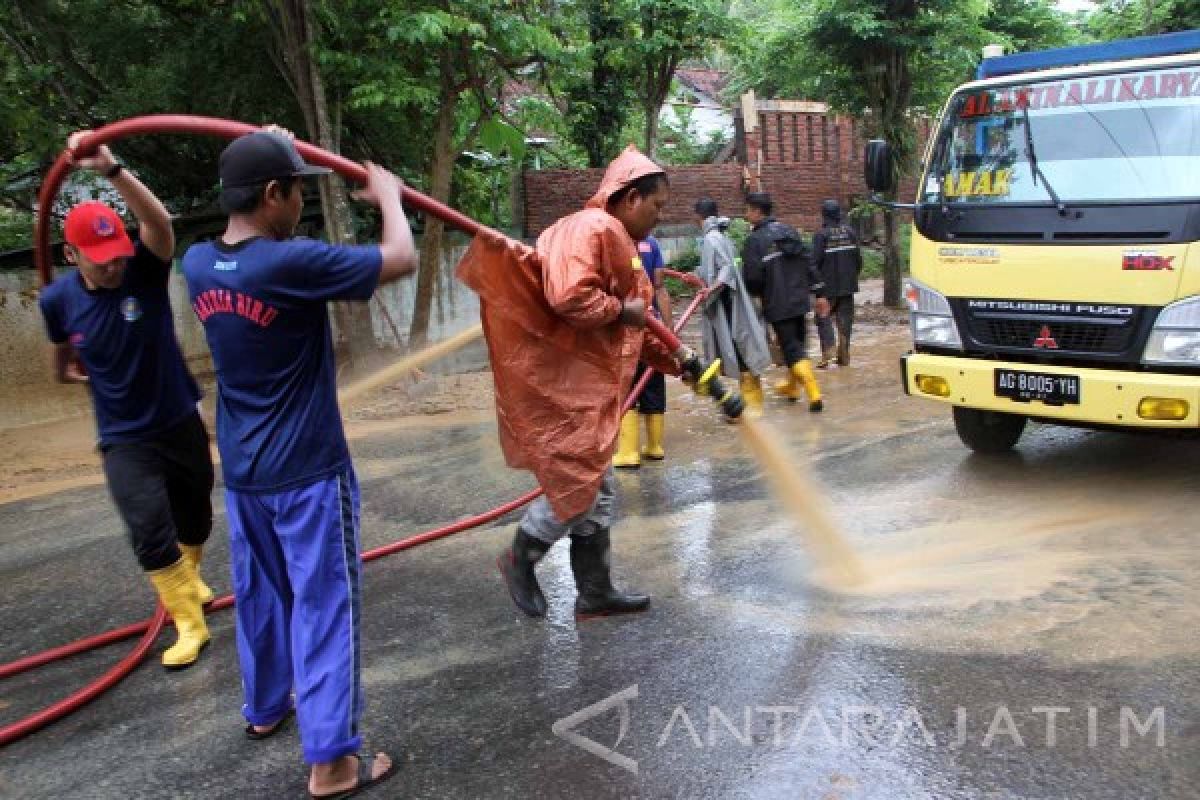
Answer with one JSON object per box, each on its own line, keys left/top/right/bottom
{"left": 612, "top": 410, "right": 641, "bottom": 469}
{"left": 771, "top": 369, "right": 801, "bottom": 402}
{"left": 640, "top": 413, "right": 665, "bottom": 460}
{"left": 792, "top": 360, "right": 824, "bottom": 412}
{"left": 179, "top": 543, "right": 214, "bottom": 606}
{"left": 740, "top": 374, "right": 766, "bottom": 417}
{"left": 148, "top": 557, "right": 211, "bottom": 670}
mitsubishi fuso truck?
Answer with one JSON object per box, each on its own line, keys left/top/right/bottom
{"left": 864, "top": 30, "right": 1200, "bottom": 452}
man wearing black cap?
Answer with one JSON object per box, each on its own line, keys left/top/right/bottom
{"left": 812, "top": 199, "right": 863, "bottom": 367}
{"left": 182, "top": 129, "right": 415, "bottom": 798}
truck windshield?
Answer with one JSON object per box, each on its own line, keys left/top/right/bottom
{"left": 924, "top": 64, "right": 1200, "bottom": 205}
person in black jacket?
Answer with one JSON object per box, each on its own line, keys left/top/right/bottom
{"left": 741, "top": 192, "right": 830, "bottom": 412}
{"left": 813, "top": 199, "right": 863, "bottom": 367}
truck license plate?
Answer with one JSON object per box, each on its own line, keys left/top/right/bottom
{"left": 994, "top": 369, "right": 1081, "bottom": 405}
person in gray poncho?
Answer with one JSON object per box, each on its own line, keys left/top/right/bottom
{"left": 694, "top": 198, "right": 772, "bottom": 416}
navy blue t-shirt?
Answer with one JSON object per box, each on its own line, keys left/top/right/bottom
{"left": 182, "top": 237, "right": 382, "bottom": 493}
{"left": 637, "top": 235, "right": 665, "bottom": 312}
{"left": 38, "top": 240, "right": 201, "bottom": 445}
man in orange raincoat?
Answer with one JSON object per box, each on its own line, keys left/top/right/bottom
{"left": 457, "top": 145, "right": 680, "bottom": 619}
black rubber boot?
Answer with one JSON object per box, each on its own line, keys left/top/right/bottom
{"left": 498, "top": 527, "right": 551, "bottom": 617}
{"left": 570, "top": 527, "right": 650, "bottom": 619}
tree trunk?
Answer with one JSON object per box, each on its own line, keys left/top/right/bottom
{"left": 409, "top": 55, "right": 459, "bottom": 347}
{"left": 882, "top": 202, "right": 903, "bottom": 308}
{"left": 875, "top": 46, "right": 913, "bottom": 310}
{"left": 269, "top": 0, "right": 374, "bottom": 353}
{"left": 643, "top": 101, "right": 660, "bottom": 158}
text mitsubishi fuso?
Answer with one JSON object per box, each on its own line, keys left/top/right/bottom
{"left": 865, "top": 31, "right": 1200, "bottom": 452}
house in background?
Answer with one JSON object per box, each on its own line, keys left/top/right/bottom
{"left": 660, "top": 67, "right": 737, "bottom": 163}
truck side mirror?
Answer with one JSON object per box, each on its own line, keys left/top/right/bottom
{"left": 864, "top": 140, "right": 896, "bottom": 193}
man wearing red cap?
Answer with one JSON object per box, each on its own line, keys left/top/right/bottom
{"left": 38, "top": 132, "right": 215, "bottom": 670}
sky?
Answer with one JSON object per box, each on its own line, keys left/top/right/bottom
{"left": 1056, "top": 0, "right": 1098, "bottom": 12}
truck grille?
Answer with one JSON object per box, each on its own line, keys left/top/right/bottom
{"left": 973, "top": 318, "right": 1132, "bottom": 353}
{"left": 957, "top": 300, "right": 1145, "bottom": 357}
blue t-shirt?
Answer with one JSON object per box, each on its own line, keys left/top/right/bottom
{"left": 637, "top": 236, "right": 665, "bottom": 311}
{"left": 38, "top": 241, "right": 201, "bottom": 445}
{"left": 182, "top": 237, "right": 382, "bottom": 493}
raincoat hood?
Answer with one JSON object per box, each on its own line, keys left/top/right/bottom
{"left": 585, "top": 144, "right": 665, "bottom": 210}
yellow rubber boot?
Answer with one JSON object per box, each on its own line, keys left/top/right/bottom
{"left": 640, "top": 413, "right": 665, "bottom": 460}
{"left": 612, "top": 410, "right": 641, "bottom": 469}
{"left": 179, "top": 543, "right": 214, "bottom": 606}
{"left": 772, "top": 370, "right": 801, "bottom": 402}
{"left": 740, "top": 374, "right": 765, "bottom": 417}
{"left": 148, "top": 557, "right": 211, "bottom": 670}
{"left": 792, "top": 360, "right": 824, "bottom": 412}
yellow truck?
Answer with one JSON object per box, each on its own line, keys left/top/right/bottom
{"left": 865, "top": 31, "right": 1200, "bottom": 452}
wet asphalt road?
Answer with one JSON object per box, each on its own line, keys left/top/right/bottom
{"left": 2, "top": 321, "right": 1198, "bottom": 799}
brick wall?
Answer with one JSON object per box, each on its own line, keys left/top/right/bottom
{"left": 523, "top": 164, "right": 746, "bottom": 236}
{"left": 523, "top": 110, "right": 930, "bottom": 237}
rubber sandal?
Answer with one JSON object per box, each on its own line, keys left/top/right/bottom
{"left": 309, "top": 753, "right": 397, "bottom": 800}
{"left": 244, "top": 708, "right": 294, "bottom": 740}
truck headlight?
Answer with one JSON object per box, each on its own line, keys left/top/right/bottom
{"left": 906, "top": 279, "right": 962, "bottom": 349}
{"left": 1143, "top": 296, "right": 1200, "bottom": 365}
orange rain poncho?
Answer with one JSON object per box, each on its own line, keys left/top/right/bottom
{"left": 457, "top": 145, "right": 679, "bottom": 520}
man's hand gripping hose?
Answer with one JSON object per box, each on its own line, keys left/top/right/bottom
{"left": 641, "top": 314, "right": 743, "bottom": 420}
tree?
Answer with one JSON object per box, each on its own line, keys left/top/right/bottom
{"left": 348, "top": 1, "right": 555, "bottom": 344}
{"left": 983, "top": 0, "right": 1079, "bottom": 53}
{"left": 629, "top": 0, "right": 728, "bottom": 157}
{"left": 260, "top": 0, "right": 356, "bottom": 246}
{"left": 562, "top": 1, "right": 639, "bottom": 167}
{"left": 730, "top": 0, "right": 988, "bottom": 306}
{"left": 802, "top": 0, "right": 987, "bottom": 306}
{"left": 257, "top": 0, "right": 375, "bottom": 351}
{"left": 1086, "top": 0, "right": 1200, "bottom": 38}
{"left": 0, "top": 0, "right": 299, "bottom": 227}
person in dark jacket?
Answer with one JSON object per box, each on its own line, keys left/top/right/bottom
{"left": 741, "top": 192, "right": 830, "bottom": 412}
{"left": 813, "top": 199, "right": 863, "bottom": 367}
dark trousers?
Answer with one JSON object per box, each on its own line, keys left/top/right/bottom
{"left": 771, "top": 316, "right": 810, "bottom": 367}
{"left": 101, "top": 411, "right": 214, "bottom": 571}
{"left": 816, "top": 296, "right": 855, "bottom": 353}
{"left": 632, "top": 363, "right": 666, "bottom": 414}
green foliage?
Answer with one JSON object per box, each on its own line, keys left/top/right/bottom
{"left": 860, "top": 224, "right": 911, "bottom": 279}
{"left": 723, "top": 217, "right": 753, "bottom": 254}
{"left": 0, "top": 208, "right": 34, "bottom": 252}
{"left": 561, "top": 0, "right": 639, "bottom": 167}
{"left": 1085, "top": 0, "right": 1200, "bottom": 39}
{"left": 667, "top": 241, "right": 700, "bottom": 271}
{"left": 1, "top": 0, "right": 299, "bottom": 223}
{"left": 983, "top": 0, "right": 1080, "bottom": 53}
{"left": 557, "top": 0, "right": 728, "bottom": 164}
{"left": 656, "top": 103, "right": 729, "bottom": 165}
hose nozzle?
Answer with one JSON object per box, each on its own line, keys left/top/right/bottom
{"left": 678, "top": 350, "right": 744, "bottom": 419}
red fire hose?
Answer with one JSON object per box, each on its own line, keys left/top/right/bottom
{"left": 8, "top": 112, "right": 714, "bottom": 748}
{"left": 0, "top": 288, "right": 707, "bottom": 748}
{"left": 35, "top": 115, "right": 490, "bottom": 287}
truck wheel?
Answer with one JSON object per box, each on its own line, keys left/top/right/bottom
{"left": 952, "top": 406, "right": 1027, "bottom": 453}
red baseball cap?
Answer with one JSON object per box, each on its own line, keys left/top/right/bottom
{"left": 63, "top": 202, "right": 135, "bottom": 264}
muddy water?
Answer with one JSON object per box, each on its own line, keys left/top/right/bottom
{"left": 739, "top": 415, "right": 866, "bottom": 587}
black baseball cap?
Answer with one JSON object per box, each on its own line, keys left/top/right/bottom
{"left": 218, "top": 132, "right": 331, "bottom": 210}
